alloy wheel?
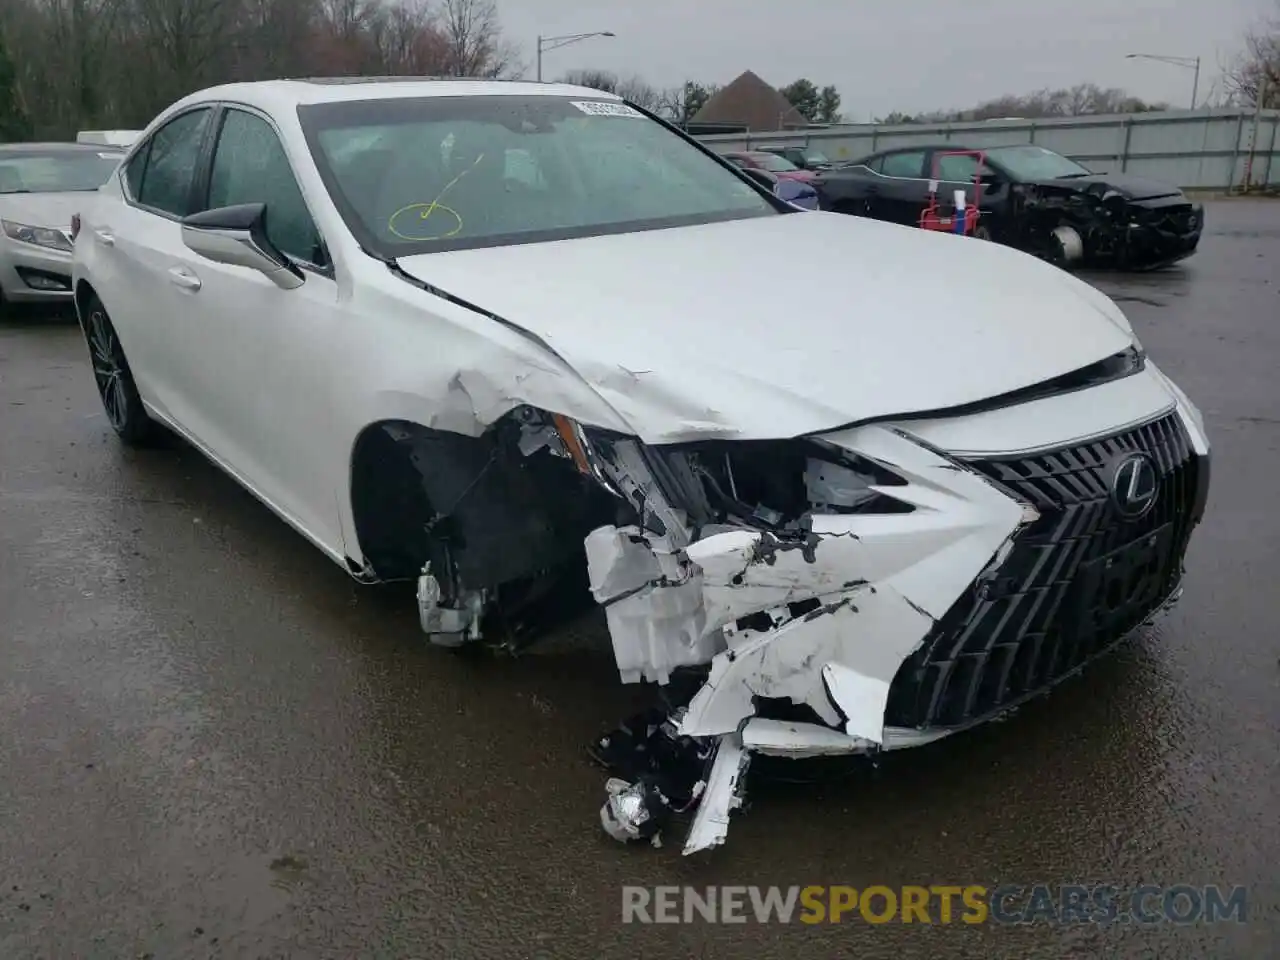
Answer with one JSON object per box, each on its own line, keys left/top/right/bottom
{"left": 87, "top": 308, "right": 130, "bottom": 432}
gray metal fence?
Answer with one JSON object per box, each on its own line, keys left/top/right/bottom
{"left": 697, "top": 108, "right": 1280, "bottom": 191}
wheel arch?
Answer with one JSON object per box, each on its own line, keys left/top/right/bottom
{"left": 346, "top": 413, "right": 619, "bottom": 587}
{"left": 74, "top": 278, "right": 97, "bottom": 330}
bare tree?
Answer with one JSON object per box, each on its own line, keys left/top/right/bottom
{"left": 558, "top": 68, "right": 662, "bottom": 112}
{"left": 230, "top": 0, "right": 317, "bottom": 80}
{"left": 558, "top": 68, "right": 619, "bottom": 93}
{"left": 1225, "top": 2, "right": 1279, "bottom": 107}
{"left": 0, "top": 0, "right": 519, "bottom": 138}
{"left": 656, "top": 80, "right": 718, "bottom": 125}
{"left": 437, "top": 0, "right": 518, "bottom": 78}
{"left": 615, "top": 75, "right": 661, "bottom": 113}
{"left": 888, "top": 84, "right": 1168, "bottom": 124}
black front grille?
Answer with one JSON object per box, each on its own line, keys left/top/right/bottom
{"left": 1146, "top": 203, "right": 1197, "bottom": 235}
{"left": 884, "top": 411, "right": 1207, "bottom": 731}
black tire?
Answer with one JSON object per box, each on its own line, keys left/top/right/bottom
{"left": 82, "top": 295, "right": 159, "bottom": 446}
{"left": 972, "top": 224, "right": 992, "bottom": 242}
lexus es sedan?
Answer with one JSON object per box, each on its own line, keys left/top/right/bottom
{"left": 0, "top": 143, "right": 124, "bottom": 309}
{"left": 72, "top": 79, "right": 1210, "bottom": 855}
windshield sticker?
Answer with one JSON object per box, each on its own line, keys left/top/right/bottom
{"left": 570, "top": 100, "right": 644, "bottom": 119}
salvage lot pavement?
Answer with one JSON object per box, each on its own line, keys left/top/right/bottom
{"left": 1, "top": 201, "right": 1277, "bottom": 958}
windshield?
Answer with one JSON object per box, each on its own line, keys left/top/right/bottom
{"left": 299, "top": 95, "right": 775, "bottom": 255}
{"left": 802, "top": 149, "right": 830, "bottom": 164}
{"left": 0, "top": 150, "right": 123, "bottom": 194}
{"left": 754, "top": 153, "right": 799, "bottom": 172}
{"left": 985, "top": 145, "right": 1091, "bottom": 181}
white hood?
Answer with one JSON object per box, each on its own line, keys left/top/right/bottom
{"left": 398, "top": 212, "right": 1135, "bottom": 443}
{"left": 0, "top": 192, "right": 93, "bottom": 232}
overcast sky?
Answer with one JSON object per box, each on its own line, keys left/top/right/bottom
{"left": 501, "top": 0, "right": 1270, "bottom": 117}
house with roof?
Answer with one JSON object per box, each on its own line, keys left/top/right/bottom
{"left": 686, "top": 70, "right": 810, "bottom": 134}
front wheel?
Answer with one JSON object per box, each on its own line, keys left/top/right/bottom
{"left": 83, "top": 296, "right": 159, "bottom": 446}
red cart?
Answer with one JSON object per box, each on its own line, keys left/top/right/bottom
{"left": 918, "top": 150, "right": 986, "bottom": 236}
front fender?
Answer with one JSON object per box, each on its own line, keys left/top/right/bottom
{"left": 329, "top": 278, "right": 634, "bottom": 566}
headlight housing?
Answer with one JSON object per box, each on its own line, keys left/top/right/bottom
{"left": 2, "top": 219, "right": 73, "bottom": 252}
{"left": 516, "top": 407, "right": 913, "bottom": 542}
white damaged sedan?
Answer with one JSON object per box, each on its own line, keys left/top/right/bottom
{"left": 71, "top": 78, "right": 1210, "bottom": 854}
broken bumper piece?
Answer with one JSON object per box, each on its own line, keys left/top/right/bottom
{"left": 587, "top": 410, "right": 1206, "bottom": 853}
{"left": 586, "top": 424, "right": 1036, "bottom": 853}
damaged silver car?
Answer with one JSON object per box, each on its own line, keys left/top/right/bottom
{"left": 72, "top": 78, "right": 1211, "bottom": 855}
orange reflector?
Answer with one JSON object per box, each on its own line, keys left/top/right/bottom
{"left": 552, "top": 414, "right": 592, "bottom": 474}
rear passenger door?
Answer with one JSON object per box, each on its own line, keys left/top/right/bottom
{"left": 90, "top": 106, "right": 215, "bottom": 422}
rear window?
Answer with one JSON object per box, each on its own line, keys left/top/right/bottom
{"left": 299, "top": 95, "right": 775, "bottom": 255}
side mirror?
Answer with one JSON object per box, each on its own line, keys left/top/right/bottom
{"left": 181, "top": 202, "right": 304, "bottom": 290}
{"left": 978, "top": 171, "right": 1004, "bottom": 187}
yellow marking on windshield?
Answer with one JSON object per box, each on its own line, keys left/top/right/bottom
{"left": 387, "top": 152, "right": 485, "bottom": 241}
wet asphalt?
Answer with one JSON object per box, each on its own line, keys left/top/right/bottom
{"left": 1, "top": 201, "right": 1278, "bottom": 959}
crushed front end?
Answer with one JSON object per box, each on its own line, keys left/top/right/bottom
{"left": 560, "top": 385, "right": 1210, "bottom": 854}
{"left": 1015, "top": 183, "right": 1204, "bottom": 268}
{"left": 1121, "top": 196, "right": 1204, "bottom": 268}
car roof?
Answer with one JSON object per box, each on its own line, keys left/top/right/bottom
{"left": 869, "top": 143, "right": 979, "bottom": 154}
{"left": 0, "top": 141, "right": 124, "bottom": 154}
{"left": 165, "top": 77, "right": 623, "bottom": 116}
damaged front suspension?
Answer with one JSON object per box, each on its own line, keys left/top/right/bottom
{"left": 592, "top": 709, "right": 750, "bottom": 855}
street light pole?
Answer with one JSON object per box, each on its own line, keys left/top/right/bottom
{"left": 535, "top": 31, "right": 616, "bottom": 82}
{"left": 1125, "top": 53, "right": 1202, "bottom": 109}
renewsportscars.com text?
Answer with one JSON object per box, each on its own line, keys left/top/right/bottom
{"left": 621, "top": 884, "right": 1249, "bottom": 925}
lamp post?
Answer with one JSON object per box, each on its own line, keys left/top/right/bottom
{"left": 536, "top": 31, "right": 616, "bottom": 82}
{"left": 1125, "top": 53, "right": 1201, "bottom": 109}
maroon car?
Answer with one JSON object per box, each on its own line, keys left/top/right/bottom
{"left": 722, "top": 150, "right": 816, "bottom": 183}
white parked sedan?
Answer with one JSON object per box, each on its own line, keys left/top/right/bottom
{"left": 0, "top": 142, "right": 124, "bottom": 308}
{"left": 71, "top": 78, "right": 1211, "bottom": 854}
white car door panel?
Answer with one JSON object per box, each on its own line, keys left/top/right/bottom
{"left": 91, "top": 107, "right": 215, "bottom": 430}
{"left": 101, "top": 202, "right": 202, "bottom": 422}
{"left": 170, "top": 106, "right": 344, "bottom": 548}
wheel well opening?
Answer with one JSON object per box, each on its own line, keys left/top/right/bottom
{"left": 74, "top": 280, "right": 96, "bottom": 325}
{"left": 348, "top": 415, "right": 624, "bottom": 591}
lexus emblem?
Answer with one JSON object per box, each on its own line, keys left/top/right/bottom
{"left": 1111, "top": 453, "right": 1158, "bottom": 519}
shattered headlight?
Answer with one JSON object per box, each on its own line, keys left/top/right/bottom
{"left": 591, "top": 435, "right": 912, "bottom": 537}
{"left": 638, "top": 438, "right": 913, "bottom": 530}
{"left": 517, "top": 408, "right": 913, "bottom": 541}
{"left": 2, "top": 219, "right": 73, "bottom": 252}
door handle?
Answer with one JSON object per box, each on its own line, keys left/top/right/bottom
{"left": 167, "top": 266, "right": 202, "bottom": 291}
{"left": 93, "top": 228, "right": 114, "bottom": 246}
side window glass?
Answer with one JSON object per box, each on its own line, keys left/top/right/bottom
{"left": 880, "top": 151, "right": 926, "bottom": 178}
{"left": 936, "top": 153, "right": 979, "bottom": 182}
{"left": 863, "top": 155, "right": 884, "bottom": 173}
{"left": 137, "top": 109, "right": 211, "bottom": 216}
{"left": 208, "top": 109, "right": 323, "bottom": 265}
{"left": 123, "top": 142, "right": 149, "bottom": 199}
